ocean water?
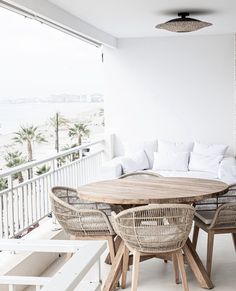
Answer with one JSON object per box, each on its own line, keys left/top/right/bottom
{"left": 0, "top": 102, "right": 103, "bottom": 135}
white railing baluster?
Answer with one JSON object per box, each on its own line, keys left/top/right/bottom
{"left": 8, "top": 191, "right": 14, "bottom": 237}
{"left": 35, "top": 180, "right": 40, "bottom": 220}
{"left": 32, "top": 181, "right": 36, "bottom": 222}
{"left": 42, "top": 176, "right": 45, "bottom": 214}
{"left": 7, "top": 176, "right": 14, "bottom": 237}
{"left": 75, "top": 163, "right": 79, "bottom": 187}
{"left": 44, "top": 176, "right": 49, "bottom": 213}
{"left": 24, "top": 184, "right": 28, "bottom": 228}
{"left": 73, "top": 164, "right": 76, "bottom": 187}
{"left": 14, "top": 188, "right": 19, "bottom": 234}
{"left": 19, "top": 187, "right": 24, "bottom": 232}
{"left": 29, "top": 183, "right": 32, "bottom": 224}
{"left": 3, "top": 194, "right": 9, "bottom": 238}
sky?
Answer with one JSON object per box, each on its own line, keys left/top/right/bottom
{"left": 0, "top": 7, "right": 104, "bottom": 100}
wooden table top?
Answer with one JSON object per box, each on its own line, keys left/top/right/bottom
{"left": 77, "top": 177, "right": 229, "bottom": 205}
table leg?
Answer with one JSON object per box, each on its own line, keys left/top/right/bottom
{"left": 105, "top": 236, "right": 122, "bottom": 265}
{"left": 102, "top": 240, "right": 125, "bottom": 291}
{"left": 183, "top": 238, "right": 214, "bottom": 289}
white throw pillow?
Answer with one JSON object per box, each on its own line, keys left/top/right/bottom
{"left": 193, "top": 142, "right": 228, "bottom": 156}
{"left": 120, "top": 150, "right": 149, "bottom": 174}
{"left": 152, "top": 151, "right": 190, "bottom": 172}
{"left": 189, "top": 152, "right": 223, "bottom": 176}
{"left": 124, "top": 140, "right": 158, "bottom": 168}
{"left": 158, "top": 140, "right": 193, "bottom": 153}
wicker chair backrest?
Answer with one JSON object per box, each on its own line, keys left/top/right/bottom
{"left": 119, "top": 171, "right": 162, "bottom": 180}
{"left": 112, "top": 204, "right": 195, "bottom": 254}
{"left": 50, "top": 186, "right": 114, "bottom": 237}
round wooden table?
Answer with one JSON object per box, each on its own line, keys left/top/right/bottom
{"left": 77, "top": 177, "right": 229, "bottom": 290}
{"left": 77, "top": 177, "right": 229, "bottom": 205}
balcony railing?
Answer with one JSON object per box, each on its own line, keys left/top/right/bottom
{"left": 0, "top": 139, "right": 105, "bottom": 239}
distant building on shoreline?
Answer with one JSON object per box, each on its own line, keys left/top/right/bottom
{"left": 0, "top": 93, "right": 104, "bottom": 104}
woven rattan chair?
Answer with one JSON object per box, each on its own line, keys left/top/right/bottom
{"left": 192, "top": 184, "right": 236, "bottom": 277}
{"left": 112, "top": 204, "right": 195, "bottom": 291}
{"left": 50, "top": 186, "right": 117, "bottom": 262}
{"left": 119, "top": 170, "right": 162, "bottom": 179}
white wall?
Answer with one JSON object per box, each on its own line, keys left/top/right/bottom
{"left": 104, "top": 34, "right": 235, "bottom": 156}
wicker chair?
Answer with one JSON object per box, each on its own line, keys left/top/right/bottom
{"left": 50, "top": 186, "right": 116, "bottom": 262}
{"left": 119, "top": 170, "right": 162, "bottom": 179}
{"left": 192, "top": 184, "right": 236, "bottom": 277}
{"left": 112, "top": 204, "right": 195, "bottom": 291}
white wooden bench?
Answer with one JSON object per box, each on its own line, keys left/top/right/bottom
{"left": 0, "top": 240, "right": 106, "bottom": 291}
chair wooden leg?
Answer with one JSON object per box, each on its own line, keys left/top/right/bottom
{"left": 232, "top": 233, "right": 236, "bottom": 252}
{"left": 206, "top": 231, "right": 214, "bottom": 278}
{"left": 107, "top": 236, "right": 116, "bottom": 263}
{"left": 108, "top": 236, "right": 121, "bottom": 288}
{"left": 172, "top": 253, "right": 180, "bottom": 284}
{"left": 192, "top": 223, "right": 200, "bottom": 250}
{"left": 121, "top": 246, "right": 129, "bottom": 289}
{"left": 131, "top": 251, "right": 140, "bottom": 291}
{"left": 176, "top": 250, "right": 189, "bottom": 291}
{"left": 105, "top": 236, "right": 121, "bottom": 265}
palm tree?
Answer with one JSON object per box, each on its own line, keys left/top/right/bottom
{"left": 49, "top": 112, "right": 68, "bottom": 153}
{"left": 4, "top": 150, "right": 27, "bottom": 183}
{"left": 0, "top": 177, "right": 8, "bottom": 191}
{"left": 68, "top": 122, "right": 90, "bottom": 146}
{"left": 62, "top": 143, "right": 80, "bottom": 161}
{"left": 13, "top": 125, "right": 47, "bottom": 161}
{"left": 35, "top": 164, "right": 51, "bottom": 176}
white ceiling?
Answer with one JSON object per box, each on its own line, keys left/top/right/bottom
{"left": 48, "top": 0, "right": 236, "bottom": 38}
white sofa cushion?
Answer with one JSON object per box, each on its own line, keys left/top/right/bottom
{"left": 120, "top": 150, "right": 149, "bottom": 174}
{"left": 124, "top": 140, "right": 158, "bottom": 168}
{"left": 158, "top": 140, "right": 193, "bottom": 153}
{"left": 100, "top": 157, "right": 123, "bottom": 180}
{"left": 100, "top": 158, "right": 236, "bottom": 183}
{"left": 218, "top": 157, "right": 236, "bottom": 185}
{"left": 152, "top": 151, "right": 189, "bottom": 172}
{"left": 193, "top": 142, "right": 228, "bottom": 156}
{"left": 189, "top": 152, "right": 223, "bottom": 176}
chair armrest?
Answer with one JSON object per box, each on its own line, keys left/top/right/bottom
{"left": 218, "top": 157, "right": 236, "bottom": 185}
{"left": 100, "top": 157, "right": 123, "bottom": 180}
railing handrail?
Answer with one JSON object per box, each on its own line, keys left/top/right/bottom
{"left": 0, "top": 150, "right": 104, "bottom": 196}
{"left": 0, "top": 139, "right": 104, "bottom": 178}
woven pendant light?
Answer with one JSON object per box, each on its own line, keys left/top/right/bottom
{"left": 156, "top": 12, "right": 212, "bottom": 33}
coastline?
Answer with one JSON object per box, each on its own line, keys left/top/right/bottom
{"left": 0, "top": 102, "right": 104, "bottom": 170}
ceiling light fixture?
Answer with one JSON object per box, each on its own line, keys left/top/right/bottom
{"left": 155, "top": 12, "right": 212, "bottom": 33}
